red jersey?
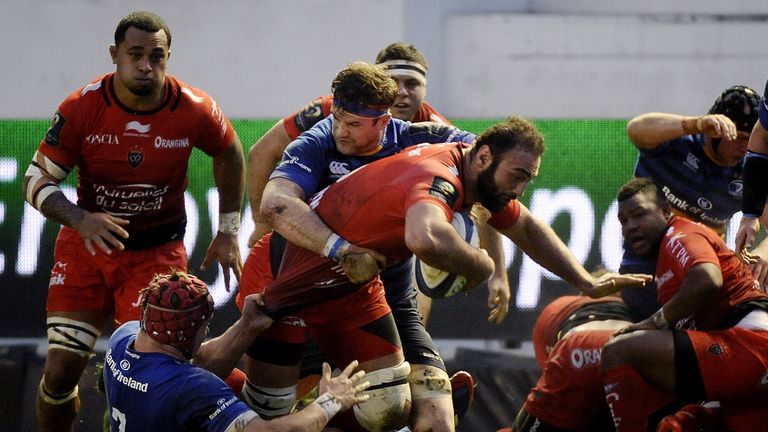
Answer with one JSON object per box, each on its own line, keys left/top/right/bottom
{"left": 525, "top": 330, "right": 617, "bottom": 431}
{"left": 531, "top": 295, "right": 625, "bottom": 369}
{"left": 655, "top": 216, "right": 767, "bottom": 330}
{"left": 282, "top": 94, "right": 450, "bottom": 140}
{"left": 312, "top": 143, "right": 520, "bottom": 261}
{"left": 38, "top": 73, "right": 235, "bottom": 236}
{"left": 262, "top": 143, "right": 520, "bottom": 317}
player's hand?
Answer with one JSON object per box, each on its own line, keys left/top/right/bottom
{"left": 318, "top": 360, "right": 370, "bottom": 411}
{"left": 240, "top": 293, "right": 274, "bottom": 335}
{"left": 583, "top": 272, "right": 652, "bottom": 298}
{"left": 699, "top": 114, "right": 737, "bottom": 140}
{"left": 613, "top": 317, "right": 655, "bottom": 336}
{"left": 735, "top": 216, "right": 760, "bottom": 258}
{"left": 745, "top": 251, "right": 768, "bottom": 291}
{"left": 486, "top": 273, "right": 510, "bottom": 324}
{"left": 75, "top": 212, "right": 130, "bottom": 255}
{"left": 247, "top": 221, "right": 272, "bottom": 249}
{"left": 201, "top": 232, "right": 242, "bottom": 292}
{"left": 338, "top": 244, "right": 386, "bottom": 284}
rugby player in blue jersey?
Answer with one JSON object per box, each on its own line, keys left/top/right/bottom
{"left": 104, "top": 270, "right": 369, "bottom": 432}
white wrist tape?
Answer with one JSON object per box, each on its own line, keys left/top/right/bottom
{"left": 314, "top": 392, "right": 343, "bottom": 421}
{"left": 218, "top": 212, "right": 241, "bottom": 234}
{"left": 322, "top": 233, "right": 348, "bottom": 260}
{"left": 651, "top": 308, "right": 670, "bottom": 329}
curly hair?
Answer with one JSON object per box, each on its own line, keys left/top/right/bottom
{"left": 331, "top": 61, "right": 398, "bottom": 108}
{"left": 115, "top": 11, "right": 171, "bottom": 48}
{"left": 470, "top": 115, "right": 546, "bottom": 159}
{"left": 617, "top": 177, "right": 665, "bottom": 205}
{"left": 375, "top": 42, "right": 429, "bottom": 70}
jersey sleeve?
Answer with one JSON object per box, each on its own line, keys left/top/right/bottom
{"left": 487, "top": 200, "right": 522, "bottom": 230}
{"left": 37, "top": 91, "right": 85, "bottom": 170}
{"left": 181, "top": 370, "right": 256, "bottom": 431}
{"left": 398, "top": 121, "right": 476, "bottom": 148}
{"left": 760, "top": 80, "right": 768, "bottom": 129}
{"left": 413, "top": 102, "right": 452, "bottom": 125}
{"left": 108, "top": 321, "right": 140, "bottom": 346}
{"left": 281, "top": 95, "right": 333, "bottom": 140}
{"left": 404, "top": 175, "right": 462, "bottom": 221}
{"left": 192, "top": 94, "right": 237, "bottom": 157}
{"left": 671, "top": 229, "right": 720, "bottom": 272}
{"left": 269, "top": 125, "right": 330, "bottom": 197}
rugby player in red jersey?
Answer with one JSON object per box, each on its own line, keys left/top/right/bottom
{"left": 22, "top": 12, "right": 245, "bottom": 431}
{"left": 242, "top": 116, "right": 649, "bottom": 432}
{"left": 602, "top": 177, "right": 768, "bottom": 432}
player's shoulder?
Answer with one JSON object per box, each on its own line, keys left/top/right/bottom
{"left": 414, "top": 101, "right": 451, "bottom": 125}
{"left": 59, "top": 74, "right": 110, "bottom": 110}
{"left": 168, "top": 75, "right": 221, "bottom": 113}
{"left": 110, "top": 321, "right": 140, "bottom": 344}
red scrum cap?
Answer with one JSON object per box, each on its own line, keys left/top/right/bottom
{"left": 139, "top": 270, "right": 214, "bottom": 359}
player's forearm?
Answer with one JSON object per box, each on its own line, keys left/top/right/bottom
{"left": 247, "top": 157, "right": 274, "bottom": 227}
{"left": 247, "top": 404, "right": 327, "bottom": 432}
{"left": 479, "top": 222, "right": 509, "bottom": 283}
{"left": 247, "top": 123, "right": 292, "bottom": 225}
{"left": 194, "top": 318, "right": 261, "bottom": 379}
{"left": 511, "top": 216, "right": 592, "bottom": 291}
{"left": 626, "top": 112, "right": 697, "bottom": 149}
{"left": 213, "top": 138, "right": 246, "bottom": 214}
{"left": 261, "top": 180, "right": 331, "bottom": 255}
{"left": 37, "top": 191, "right": 88, "bottom": 229}
{"left": 660, "top": 264, "right": 720, "bottom": 325}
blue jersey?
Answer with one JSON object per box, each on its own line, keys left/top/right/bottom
{"left": 759, "top": 79, "right": 768, "bottom": 129}
{"left": 270, "top": 117, "right": 475, "bottom": 198}
{"left": 270, "top": 117, "right": 475, "bottom": 303}
{"left": 103, "top": 322, "right": 257, "bottom": 432}
{"left": 634, "top": 134, "right": 742, "bottom": 231}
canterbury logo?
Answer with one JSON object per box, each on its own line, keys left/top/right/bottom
{"left": 125, "top": 121, "right": 151, "bottom": 133}
{"left": 761, "top": 372, "right": 768, "bottom": 386}
{"left": 329, "top": 161, "right": 350, "bottom": 175}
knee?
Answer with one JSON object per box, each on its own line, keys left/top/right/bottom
{"left": 600, "top": 334, "right": 632, "bottom": 372}
{"left": 354, "top": 361, "right": 412, "bottom": 432}
{"left": 42, "top": 351, "right": 90, "bottom": 393}
{"left": 410, "top": 397, "right": 455, "bottom": 432}
{"left": 408, "top": 365, "right": 451, "bottom": 400}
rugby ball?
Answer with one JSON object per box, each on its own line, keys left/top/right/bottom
{"left": 414, "top": 211, "right": 480, "bottom": 299}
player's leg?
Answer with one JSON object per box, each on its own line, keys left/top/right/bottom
{"left": 38, "top": 228, "right": 116, "bottom": 432}
{"left": 601, "top": 329, "right": 677, "bottom": 432}
{"left": 38, "top": 310, "right": 109, "bottom": 432}
{"left": 389, "top": 292, "right": 454, "bottom": 432}
{"left": 240, "top": 320, "right": 306, "bottom": 418}
{"left": 311, "top": 285, "right": 410, "bottom": 432}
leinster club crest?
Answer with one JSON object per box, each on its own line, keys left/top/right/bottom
{"left": 128, "top": 147, "right": 144, "bottom": 168}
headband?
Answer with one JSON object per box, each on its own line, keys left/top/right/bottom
{"left": 332, "top": 98, "right": 390, "bottom": 118}
{"left": 380, "top": 60, "right": 427, "bottom": 85}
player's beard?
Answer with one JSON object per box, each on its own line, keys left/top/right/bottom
{"left": 476, "top": 160, "right": 510, "bottom": 213}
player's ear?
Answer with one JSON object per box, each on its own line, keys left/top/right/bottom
{"left": 109, "top": 45, "right": 118, "bottom": 64}
{"left": 475, "top": 144, "right": 493, "bottom": 169}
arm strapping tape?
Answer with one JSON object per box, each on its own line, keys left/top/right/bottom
{"left": 742, "top": 151, "right": 768, "bottom": 217}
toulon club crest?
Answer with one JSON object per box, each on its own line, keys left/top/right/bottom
{"left": 128, "top": 147, "right": 144, "bottom": 168}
